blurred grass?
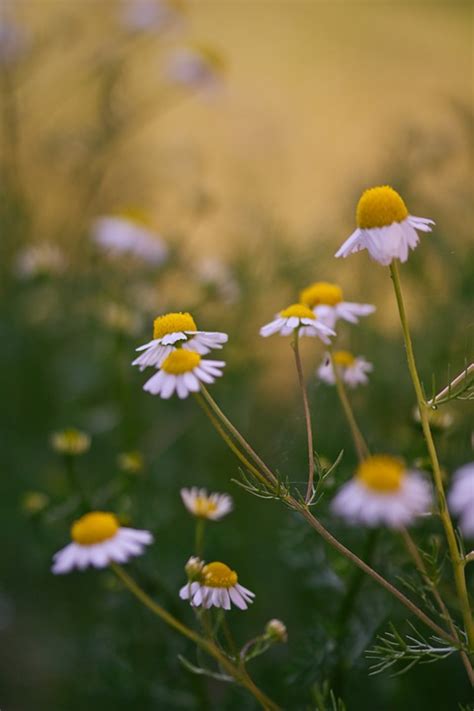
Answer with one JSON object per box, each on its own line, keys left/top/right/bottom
{"left": 0, "top": 1, "right": 473, "bottom": 709}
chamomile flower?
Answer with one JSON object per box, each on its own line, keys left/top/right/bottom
{"left": 260, "top": 304, "right": 335, "bottom": 343}
{"left": 120, "top": 0, "right": 182, "bottom": 33}
{"left": 181, "top": 487, "right": 233, "bottom": 520}
{"left": 335, "top": 186, "right": 434, "bottom": 266}
{"left": 317, "top": 351, "right": 373, "bottom": 388}
{"left": 179, "top": 560, "right": 255, "bottom": 610}
{"left": 448, "top": 463, "right": 474, "bottom": 538}
{"left": 299, "top": 281, "right": 375, "bottom": 330}
{"left": 133, "top": 312, "right": 228, "bottom": 370}
{"left": 92, "top": 212, "right": 168, "bottom": 265}
{"left": 52, "top": 512, "right": 153, "bottom": 574}
{"left": 331, "top": 455, "right": 432, "bottom": 529}
{"left": 15, "top": 243, "right": 66, "bottom": 279}
{"left": 143, "top": 350, "right": 225, "bottom": 398}
{"left": 165, "top": 45, "right": 225, "bottom": 91}
{"left": 51, "top": 428, "right": 91, "bottom": 456}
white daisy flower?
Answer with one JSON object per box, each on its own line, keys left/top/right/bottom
{"left": 335, "top": 186, "right": 434, "bottom": 266}
{"left": 180, "top": 487, "right": 233, "bottom": 520}
{"left": 132, "top": 312, "right": 228, "bottom": 371}
{"left": 165, "top": 46, "right": 224, "bottom": 91}
{"left": 448, "top": 463, "right": 474, "bottom": 539}
{"left": 15, "top": 243, "right": 66, "bottom": 279}
{"left": 92, "top": 213, "right": 168, "bottom": 265}
{"left": 299, "top": 281, "right": 375, "bottom": 330}
{"left": 331, "top": 455, "right": 432, "bottom": 529}
{"left": 52, "top": 511, "right": 153, "bottom": 574}
{"left": 120, "top": 0, "right": 182, "bottom": 33}
{"left": 317, "top": 351, "right": 373, "bottom": 388}
{"left": 143, "top": 350, "right": 225, "bottom": 399}
{"left": 260, "top": 304, "right": 335, "bottom": 343}
{"left": 179, "top": 561, "right": 255, "bottom": 610}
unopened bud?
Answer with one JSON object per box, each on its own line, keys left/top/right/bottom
{"left": 185, "top": 556, "right": 204, "bottom": 580}
{"left": 265, "top": 619, "right": 287, "bottom": 643}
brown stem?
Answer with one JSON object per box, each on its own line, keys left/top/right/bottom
{"left": 292, "top": 334, "right": 315, "bottom": 502}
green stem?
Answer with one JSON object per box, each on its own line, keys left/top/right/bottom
{"left": 401, "top": 529, "right": 474, "bottom": 685}
{"left": 390, "top": 260, "right": 474, "bottom": 650}
{"left": 112, "top": 565, "right": 281, "bottom": 711}
{"left": 328, "top": 348, "right": 369, "bottom": 462}
{"left": 194, "top": 393, "right": 271, "bottom": 488}
{"left": 199, "top": 385, "right": 278, "bottom": 487}
{"left": 196, "top": 392, "right": 458, "bottom": 646}
{"left": 292, "top": 333, "right": 315, "bottom": 502}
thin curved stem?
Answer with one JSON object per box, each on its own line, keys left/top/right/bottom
{"left": 112, "top": 564, "right": 281, "bottom": 710}
{"left": 292, "top": 333, "right": 315, "bottom": 502}
{"left": 195, "top": 392, "right": 458, "bottom": 647}
{"left": 328, "top": 348, "right": 369, "bottom": 462}
{"left": 199, "top": 385, "right": 277, "bottom": 486}
{"left": 401, "top": 529, "right": 474, "bottom": 685}
{"left": 390, "top": 260, "right": 474, "bottom": 650}
{"left": 194, "top": 392, "right": 271, "bottom": 488}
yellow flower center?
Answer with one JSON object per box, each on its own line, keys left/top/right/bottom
{"left": 356, "top": 186, "right": 409, "bottom": 229}
{"left": 300, "top": 282, "right": 343, "bottom": 307}
{"left": 356, "top": 455, "right": 405, "bottom": 493}
{"left": 118, "top": 207, "right": 152, "bottom": 228}
{"left": 193, "top": 497, "right": 218, "bottom": 517}
{"left": 279, "top": 304, "right": 316, "bottom": 320}
{"left": 153, "top": 312, "right": 197, "bottom": 340}
{"left": 161, "top": 349, "right": 201, "bottom": 374}
{"left": 203, "top": 561, "right": 238, "bottom": 588}
{"left": 333, "top": 350, "right": 356, "bottom": 367}
{"left": 71, "top": 512, "right": 119, "bottom": 545}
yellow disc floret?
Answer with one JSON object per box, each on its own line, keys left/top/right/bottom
{"left": 161, "top": 349, "right": 201, "bottom": 374}
{"left": 71, "top": 512, "right": 119, "bottom": 545}
{"left": 203, "top": 561, "right": 238, "bottom": 588}
{"left": 279, "top": 304, "right": 316, "bottom": 320}
{"left": 119, "top": 207, "right": 153, "bottom": 228}
{"left": 333, "top": 350, "right": 356, "bottom": 368}
{"left": 356, "top": 186, "right": 409, "bottom": 229}
{"left": 300, "top": 282, "right": 343, "bottom": 307}
{"left": 153, "top": 312, "right": 197, "bottom": 340}
{"left": 356, "top": 455, "right": 405, "bottom": 493}
{"left": 193, "top": 496, "right": 218, "bottom": 517}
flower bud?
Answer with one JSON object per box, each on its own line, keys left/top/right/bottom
{"left": 265, "top": 619, "right": 287, "bottom": 643}
{"left": 185, "top": 556, "right": 204, "bottom": 581}
{"left": 51, "top": 428, "right": 91, "bottom": 456}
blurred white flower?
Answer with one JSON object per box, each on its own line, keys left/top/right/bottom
{"left": 133, "top": 312, "right": 228, "bottom": 370}
{"left": 180, "top": 487, "right": 233, "bottom": 520}
{"left": 51, "top": 428, "right": 91, "bottom": 456}
{"left": 317, "top": 351, "right": 373, "bottom": 388}
{"left": 15, "top": 243, "right": 66, "bottom": 279}
{"left": 120, "top": 0, "right": 183, "bottom": 33}
{"left": 299, "top": 281, "right": 375, "bottom": 330}
{"left": 260, "top": 303, "right": 335, "bottom": 343}
{"left": 101, "top": 301, "right": 142, "bottom": 336}
{"left": 335, "top": 186, "right": 434, "bottom": 266}
{"left": 448, "top": 463, "right": 474, "bottom": 538}
{"left": 331, "top": 455, "right": 432, "bottom": 528}
{"left": 195, "top": 256, "right": 240, "bottom": 304}
{"left": 52, "top": 512, "right": 153, "bottom": 574}
{"left": 0, "top": 16, "right": 27, "bottom": 65}
{"left": 165, "top": 46, "right": 224, "bottom": 91}
{"left": 143, "top": 349, "right": 225, "bottom": 398}
{"left": 92, "top": 213, "right": 168, "bottom": 265}
{"left": 180, "top": 560, "right": 254, "bottom": 610}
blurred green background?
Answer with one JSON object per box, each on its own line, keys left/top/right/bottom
{"left": 0, "top": 1, "right": 473, "bottom": 709}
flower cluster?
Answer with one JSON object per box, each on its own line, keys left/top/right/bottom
{"left": 133, "top": 311, "right": 227, "bottom": 398}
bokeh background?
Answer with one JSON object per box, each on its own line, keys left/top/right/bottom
{"left": 0, "top": 1, "right": 473, "bottom": 709}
